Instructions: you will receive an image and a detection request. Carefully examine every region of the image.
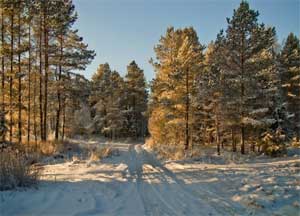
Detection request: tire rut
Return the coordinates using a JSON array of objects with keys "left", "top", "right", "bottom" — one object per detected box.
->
[{"left": 130, "top": 145, "right": 220, "bottom": 216}]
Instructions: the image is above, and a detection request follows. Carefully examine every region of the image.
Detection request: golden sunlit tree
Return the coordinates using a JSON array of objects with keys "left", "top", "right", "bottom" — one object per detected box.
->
[{"left": 149, "top": 27, "right": 204, "bottom": 155}]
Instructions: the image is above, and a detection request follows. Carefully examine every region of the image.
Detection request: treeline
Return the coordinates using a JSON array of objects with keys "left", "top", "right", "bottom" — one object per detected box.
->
[
  {"left": 0, "top": 0, "right": 95, "bottom": 145},
  {"left": 148, "top": 1, "right": 299, "bottom": 156},
  {"left": 0, "top": 0, "right": 298, "bottom": 157},
  {"left": 88, "top": 61, "right": 148, "bottom": 139}
]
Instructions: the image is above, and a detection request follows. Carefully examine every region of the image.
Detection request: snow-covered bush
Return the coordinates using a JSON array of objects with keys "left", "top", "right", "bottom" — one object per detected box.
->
[
  {"left": 21, "top": 140, "right": 80, "bottom": 158},
  {"left": 291, "top": 137, "right": 300, "bottom": 147},
  {"left": 39, "top": 140, "right": 65, "bottom": 156},
  {"left": 89, "top": 145, "right": 117, "bottom": 161},
  {"left": 146, "top": 138, "right": 185, "bottom": 160},
  {"left": 260, "top": 129, "right": 286, "bottom": 156},
  {"left": 0, "top": 148, "right": 40, "bottom": 191}
]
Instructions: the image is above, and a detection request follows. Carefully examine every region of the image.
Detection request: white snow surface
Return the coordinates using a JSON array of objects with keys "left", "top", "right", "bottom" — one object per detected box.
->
[{"left": 0, "top": 138, "right": 299, "bottom": 216}]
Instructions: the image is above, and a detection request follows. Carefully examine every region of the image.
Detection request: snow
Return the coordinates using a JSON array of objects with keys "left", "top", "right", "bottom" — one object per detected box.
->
[
  {"left": 242, "top": 117, "right": 276, "bottom": 127},
  {"left": 0, "top": 138, "right": 299, "bottom": 216},
  {"left": 242, "top": 117, "right": 262, "bottom": 126},
  {"left": 250, "top": 108, "right": 269, "bottom": 115}
]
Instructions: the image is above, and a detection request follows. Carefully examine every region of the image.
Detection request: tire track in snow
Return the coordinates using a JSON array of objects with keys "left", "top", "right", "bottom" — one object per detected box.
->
[
  {"left": 128, "top": 144, "right": 179, "bottom": 216},
  {"left": 173, "top": 170, "right": 242, "bottom": 216},
  {"left": 74, "top": 182, "right": 103, "bottom": 216},
  {"left": 158, "top": 162, "right": 242, "bottom": 216},
  {"left": 132, "top": 145, "right": 220, "bottom": 216},
  {"left": 144, "top": 163, "right": 222, "bottom": 216}
]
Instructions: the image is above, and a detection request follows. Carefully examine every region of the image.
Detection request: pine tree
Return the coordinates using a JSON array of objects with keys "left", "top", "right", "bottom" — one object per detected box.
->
[
  {"left": 0, "top": 0, "right": 94, "bottom": 144},
  {"left": 279, "top": 33, "right": 300, "bottom": 142},
  {"left": 90, "top": 63, "right": 112, "bottom": 135},
  {"left": 124, "top": 61, "right": 148, "bottom": 138},
  {"left": 52, "top": 1, "right": 79, "bottom": 140},
  {"left": 0, "top": 1, "right": 8, "bottom": 143},
  {"left": 8, "top": 1, "right": 15, "bottom": 143},
  {"left": 195, "top": 42, "right": 224, "bottom": 155},
  {"left": 26, "top": 1, "right": 32, "bottom": 143},
  {"left": 219, "top": 1, "right": 276, "bottom": 154},
  {"left": 16, "top": 1, "right": 28, "bottom": 144},
  {"left": 105, "top": 70, "right": 126, "bottom": 139},
  {"left": 149, "top": 27, "right": 204, "bottom": 153}
]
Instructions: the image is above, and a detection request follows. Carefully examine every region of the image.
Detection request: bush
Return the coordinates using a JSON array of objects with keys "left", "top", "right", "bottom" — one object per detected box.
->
[
  {"left": 260, "top": 129, "right": 286, "bottom": 157},
  {"left": 0, "top": 148, "right": 41, "bottom": 191},
  {"left": 38, "top": 139, "right": 85, "bottom": 156},
  {"left": 291, "top": 137, "right": 300, "bottom": 147},
  {"left": 89, "top": 146, "right": 116, "bottom": 161},
  {"left": 146, "top": 138, "right": 185, "bottom": 160},
  {"left": 19, "top": 140, "right": 62, "bottom": 156},
  {"left": 39, "top": 140, "right": 64, "bottom": 156}
]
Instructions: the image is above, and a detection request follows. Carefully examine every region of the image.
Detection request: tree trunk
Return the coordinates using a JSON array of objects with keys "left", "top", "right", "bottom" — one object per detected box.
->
[
  {"left": 231, "top": 128, "right": 236, "bottom": 152},
  {"left": 27, "top": 23, "right": 31, "bottom": 143},
  {"left": 258, "top": 145, "right": 261, "bottom": 153},
  {"left": 241, "top": 126, "right": 245, "bottom": 154},
  {"left": 133, "top": 95, "right": 137, "bottom": 139},
  {"left": 295, "top": 112, "right": 300, "bottom": 143},
  {"left": 251, "top": 142, "right": 255, "bottom": 152},
  {"left": 43, "top": 6, "right": 48, "bottom": 141},
  {"left": 185, "top": 67, "right": 189, "bottom": 151},
  {"left": 17, "top": 11, "right": 22, "bottom": 144},
  {"left": 33, "top": 50, "right": 37, "bottom": 146},
  {"left": 39, "top": 16, "right": 43, "bottom": 141},
  {"left": 62, "top": 98, "right": 66, "bottom": 140},
  {"left": 240, "top": 32, "right": 246, "bottom": 154},
  {"left": 55, "top": 36, "right": 63, "bottom": 140},
  {"left": 215, "top": 113, "right": 220, "bottom": 156},
  {"left": 1, "top": 10, "right": 6, "bottom": 142},
  {"left": 9, "top": 9, "right": 14, "bottom": 143}
]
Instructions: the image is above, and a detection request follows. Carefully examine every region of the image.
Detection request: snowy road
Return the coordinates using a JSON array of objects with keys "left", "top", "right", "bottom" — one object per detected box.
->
[
  {"left": 126, "top": 144, "right": 220, "bottom": 216},
  {"left": 1, "top": 141, "right": 299, "bottom": 216}
]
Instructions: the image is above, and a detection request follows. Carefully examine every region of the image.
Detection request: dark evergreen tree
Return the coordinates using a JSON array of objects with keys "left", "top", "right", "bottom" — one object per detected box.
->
[
  {"left": 279, "top": 33, "right": 300, "bottom": 142},
  {"left": 219, "top": 1, "right": 277, "bottom": 154},
  {"left": 124, "top": 61, "right": 148, "bottom": 138}
]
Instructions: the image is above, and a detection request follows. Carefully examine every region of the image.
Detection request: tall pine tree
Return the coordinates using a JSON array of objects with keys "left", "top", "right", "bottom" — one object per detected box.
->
[
  {"left": 149, "top": 27, "right": 204, "bottom": 154},
  {"left": 279, "top": 33, "right": 300, "bottom": 142},
  {"left": 219, "top": 1, "right": 276, "bottom": 154},
  {"left": 124, "top": 61, "right": 148, "bottom": 138}
]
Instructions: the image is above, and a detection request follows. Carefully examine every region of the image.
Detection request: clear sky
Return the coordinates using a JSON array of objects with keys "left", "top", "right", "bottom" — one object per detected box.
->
[{"left": 73, "top": 0, "right": 300, "bottom": 81}]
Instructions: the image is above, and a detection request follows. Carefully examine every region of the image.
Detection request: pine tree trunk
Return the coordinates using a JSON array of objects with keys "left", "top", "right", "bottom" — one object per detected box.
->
[
  {"left": 17, "top": 11, "right": 22, "bottom": 144},
  {"left": 251, "top": 142, "right": 255, "bottom": 152},
  {"left": 258, "top": 145, "right": 261, "bottom": 153},
  {"left": 1, "top": 10, "right": 5, "bottom": 142},
  {"left": 133, "top": 95, "right": 137, "bottom": 139},
  {"left": 240, "top": 35, "right": 246, "bottom": 155},
  {"left": 43, "top": 7, "right": 48, "bottom": 141},
  {"left": 39, "top": 16, "right": 43, "bottom": 141},
  {"left": 27, "top": 23, "right": 31, "bottom": 143},
  {"left": 231, "top": 128, "right": 236, "bottom": 152},
  {"left": 9, "top": 9, "right": 14, "bottom": 143},
  {"left": 185, "top": 67, "right": 189, "bottom": 151},
  {"left": 215, "top": 113, "right": 220, "bottom": 155},
  {"left": 241, "top": 126, "right": 245, "bottom": 154},
  {"left": 55, "top": 36, "right": 63, "bottom": 140},
  {"left": 295, "top": 112, "right": 300, "bottom": 142},
  {"left": 33, "top": 55, "right": 37, "bottom": 146},
  {"left": 62, "top": 98, "right": 66, "bottom": 140}
]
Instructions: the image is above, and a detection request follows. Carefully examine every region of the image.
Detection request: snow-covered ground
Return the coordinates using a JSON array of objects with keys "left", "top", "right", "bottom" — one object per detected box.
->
[{"left": 0, "top": 138, "right": 299, "bottom": 216}]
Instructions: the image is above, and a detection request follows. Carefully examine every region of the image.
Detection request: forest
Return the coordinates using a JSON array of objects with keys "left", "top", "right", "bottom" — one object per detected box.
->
[
  {"left": 0, "top": 1, "right": 299, "bottom": 216},
  {"left": 0, "top": 0, "right": 298, "bottom": 155}
]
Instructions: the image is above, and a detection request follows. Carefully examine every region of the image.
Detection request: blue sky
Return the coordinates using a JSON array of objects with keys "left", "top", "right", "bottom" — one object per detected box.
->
[{"left": 73, "top": 0, "right": 300, "bottom": 81}]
